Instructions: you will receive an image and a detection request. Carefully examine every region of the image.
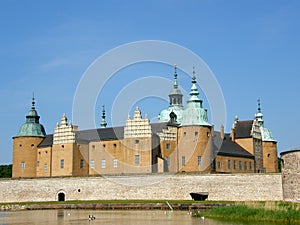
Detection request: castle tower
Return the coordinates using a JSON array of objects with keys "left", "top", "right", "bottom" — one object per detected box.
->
[
  {"left": 159, "top": 65, "right": 184, "bottom": 123},
  {"left": 255, "top": 100, "right": 278, "bottom": 172},
  {"left": 178, "top": 68, "right": 213, "bottom": 172},
  {"left": 12, "top": 96, "right": 46, "bottom": 178}
]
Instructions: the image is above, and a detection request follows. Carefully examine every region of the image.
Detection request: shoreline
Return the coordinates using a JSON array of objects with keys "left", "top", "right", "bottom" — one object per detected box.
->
[{"left": 0, "top": 201, "right": 229, "bottom": 211}]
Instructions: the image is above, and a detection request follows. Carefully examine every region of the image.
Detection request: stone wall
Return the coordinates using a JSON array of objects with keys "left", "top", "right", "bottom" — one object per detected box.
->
[
  {"left": 0, "top": 174, "right": 283, "bottom": 203},
  {"left": 281, "top": 149, "right": 300, "bottom": 202}
]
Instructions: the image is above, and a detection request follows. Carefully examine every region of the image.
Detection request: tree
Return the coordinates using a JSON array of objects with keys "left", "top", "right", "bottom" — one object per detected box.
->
[{"left": 0, "top": 164, "right": 12, "bottom": 178}]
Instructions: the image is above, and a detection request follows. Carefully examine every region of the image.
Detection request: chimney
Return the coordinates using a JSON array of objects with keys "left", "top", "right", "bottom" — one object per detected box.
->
[{"left": 220, "top": 125, "right": 224, "bottom": 140}]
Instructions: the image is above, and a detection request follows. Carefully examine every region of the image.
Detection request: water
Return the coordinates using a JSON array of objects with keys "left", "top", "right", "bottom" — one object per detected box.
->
[{"left": 0, "top": 210, "right": 280, "bottom": 225}]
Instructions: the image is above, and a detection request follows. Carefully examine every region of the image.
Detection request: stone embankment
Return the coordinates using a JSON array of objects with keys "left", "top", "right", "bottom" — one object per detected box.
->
[{"left": 0, "top": 203, "right": 228, "bottom": 211}]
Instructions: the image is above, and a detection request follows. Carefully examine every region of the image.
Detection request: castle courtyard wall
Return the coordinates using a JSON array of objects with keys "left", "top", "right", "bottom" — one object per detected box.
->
[{"left": 0, "top": 174, "right": 283, "bottom": 203}]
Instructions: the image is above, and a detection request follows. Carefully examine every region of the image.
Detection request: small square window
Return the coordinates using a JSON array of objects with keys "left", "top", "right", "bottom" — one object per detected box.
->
[
  {"left": 183, "top": 132, "right": 186, "bottom": 136},
  {"left": 217, "top": 161, "right": 221, "bottom": 169},
  {"left": 195, "top": 131, "right": 198, "bottom": 136},
  {"left": 166, "top": 143, "right": 170, "bottom": 149},
  {"left": 135, "top": 140, "right": 139, "bottom": 144},
  {"left": 80, "top": 159, "right": 84, "bottom": 169}
]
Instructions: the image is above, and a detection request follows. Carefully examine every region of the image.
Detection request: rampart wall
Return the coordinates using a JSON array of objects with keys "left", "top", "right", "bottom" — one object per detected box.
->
[{"left": 0, "top": 174, "right": 283, "bottom": 203}]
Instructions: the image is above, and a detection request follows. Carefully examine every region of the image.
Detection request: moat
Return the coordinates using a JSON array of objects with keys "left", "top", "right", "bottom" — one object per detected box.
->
[{"left": 0, "top": 209, "right": 282, "bottom": 225}]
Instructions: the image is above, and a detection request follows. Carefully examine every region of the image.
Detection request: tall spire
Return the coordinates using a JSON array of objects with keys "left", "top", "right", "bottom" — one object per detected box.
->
[
  {"left": 31, "top": 92, "right": 35, "bottom": 110},
  {"left": 188, "top": 67, "right": 201, "bottom": 104},
  {"left": 168, "top": 64, "right": 183, "bottom": 107},
  {"left": 173, "top": 64, "right": 178, "bottom": 88},
  {"left": 100, "top": 105, "right": 107, "bottom": 128},
  {"left": 255, "top": 98, "right": 264, "bottom": 126}
]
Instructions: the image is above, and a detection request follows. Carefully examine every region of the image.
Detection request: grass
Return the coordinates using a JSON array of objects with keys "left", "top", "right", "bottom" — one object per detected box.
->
[{"left": 198, "top": 201, "right": 300, "bottom": 224}]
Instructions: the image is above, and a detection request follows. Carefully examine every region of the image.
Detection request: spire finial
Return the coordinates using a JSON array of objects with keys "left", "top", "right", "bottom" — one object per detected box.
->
[
  {"left": 173, "top": 64, "right": 178, "bottom": 87},
  {"left": 192, "top": 66, "right": 196, "bottom": 83},
  {"left": 100, "top": 105, "right": 107, "bottom": 128},
  {"left": 31, "top": 92, "right": 35, "bottom": 109},
  {"left": 257, "top": 98, "right": 261, "bottom": 113}
]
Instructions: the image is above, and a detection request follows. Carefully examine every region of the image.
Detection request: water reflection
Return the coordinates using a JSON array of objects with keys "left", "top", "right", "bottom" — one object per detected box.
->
[{"left": 0, "top": 210, "right": 280, "bottom": 225}]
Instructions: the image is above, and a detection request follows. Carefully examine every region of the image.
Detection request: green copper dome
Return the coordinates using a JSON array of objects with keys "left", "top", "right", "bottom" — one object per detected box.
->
[
  {"left": 181, "top": 73, "right": 211, "bottom": 127},
  {"left": 16, "top": 97, "right": 46, "bottom": 137}
]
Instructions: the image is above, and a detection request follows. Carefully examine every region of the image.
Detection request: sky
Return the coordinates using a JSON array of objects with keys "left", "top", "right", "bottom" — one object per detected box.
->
[{"left": 0, "top": 0, "right": 300, "bottom": 164}]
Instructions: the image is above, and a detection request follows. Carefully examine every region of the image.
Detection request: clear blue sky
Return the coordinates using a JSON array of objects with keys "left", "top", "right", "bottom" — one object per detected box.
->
[{"left": 1, "top": 0, "right": 299, "bottom": 164}]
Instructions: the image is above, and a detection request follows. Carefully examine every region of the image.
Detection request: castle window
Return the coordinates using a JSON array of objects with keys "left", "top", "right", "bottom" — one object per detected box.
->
[
  {"left": 113, "top": 143, "right": 117, "bottom": 147},
  {"left": 135, "top": 155, "right": 140, "bottom": 165},
  {"left": 37, "top": 161, "right": 40, "bottom": 168},
  {"left": 44, "top": 163, "right": 48, "bottom": 172},
  {"left": 267, "top": 153, "right": 270, "bottom": 158},
  {"left": 103, "top": 144, "right": 106, "bottom": 148},
  {"left": 92, "top": 145, "right": 95, "bottom": 149},
  {"left": 217, "top": 161, "right": 221, "bottom": 169},
  {"left": 113, "top": 159, "right": 118, "bottom": 168},
  {"left": 19, "top": 144, "right": 22, "bottom": 147},
  {"left": 90, "top": 160, "right": 95, "bottom": 169},
  {"left": 183, "top": 132, "right": 186, "bottom": 136},
  {"left": 195, "top": 131, "right": 198, "bottom": 136},
  {"left": 239, "top": 161, "right": 242, "bottom": 170},
  {"left": 135, "top": 140, "right": 139, "bottom": 144},
  {"left": 60, "top": 159, "right": 64, "bottom": 169},
  {"left": 233, "top": 160, "right": 236, "bottom": 170},
  {"left": 166, "top": 157, "right": 170, "bottom": 167},
  {"left": 182, "top": 156, "right": 186, "bottom": 166},
  {"left": 80, "top": 159, "right": 84, "bottom": 169},
  {"left": 244, "top": 162, "right": 247, "bottom": 170},
  {"left": 61, "top": 145, "right": 64, "bottom": 148},
  {"left": 20, "top": 162, "right": 25, "bottom": 170},
  {"left": 228, "top": 160, "right": 231, "bottom": 169},
  {"left": 249, "top": 162, "right": 253, "bottom": 171},
  {"left": 198, "top": 156, "right": 202, "bottom": 166},
  {"left": 102, "top": 159, "right": 106, "bottom": 168},
  {"left": 166, "top": 143, "right": 170, "bottom": 149}
]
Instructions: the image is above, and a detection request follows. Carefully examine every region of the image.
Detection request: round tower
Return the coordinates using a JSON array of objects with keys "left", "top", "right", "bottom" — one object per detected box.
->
[
  {"left": 12, "top": 96, "right": 46, "bottom": 178},
  {"left": 178, "top": 68, "right": 212, "bottom": 172}
]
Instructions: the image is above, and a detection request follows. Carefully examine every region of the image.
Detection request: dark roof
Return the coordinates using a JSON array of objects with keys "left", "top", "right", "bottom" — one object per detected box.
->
[
  {"left": 235, "top": 120, "right": 253, "bottom": 138},
  {"left": 76, "top": 126, "right": 124, "bottom": 144},
  {"left": 37, "top": 123, "right": 169, "bottom": 146},
  {"left": 213, "top": 132, "right": 254, "bottom": 159},
  {"left": 38, "top": 134, "right": 53, "bottom": 148}
]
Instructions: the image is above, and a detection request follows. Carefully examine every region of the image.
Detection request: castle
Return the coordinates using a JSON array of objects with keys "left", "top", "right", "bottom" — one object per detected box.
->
[{"left": 12, "top": 67, "right": 278, "bottom": 178}]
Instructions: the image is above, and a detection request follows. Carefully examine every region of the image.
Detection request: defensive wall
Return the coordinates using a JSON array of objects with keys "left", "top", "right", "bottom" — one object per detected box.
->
[{"left": 0, "top": 174, "right": 283, "bottom": 203}]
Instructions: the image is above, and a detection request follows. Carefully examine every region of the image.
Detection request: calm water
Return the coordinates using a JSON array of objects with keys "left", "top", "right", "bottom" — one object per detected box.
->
[{"left": 0, "top": 210, "right": 279, "bottom": 225}]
